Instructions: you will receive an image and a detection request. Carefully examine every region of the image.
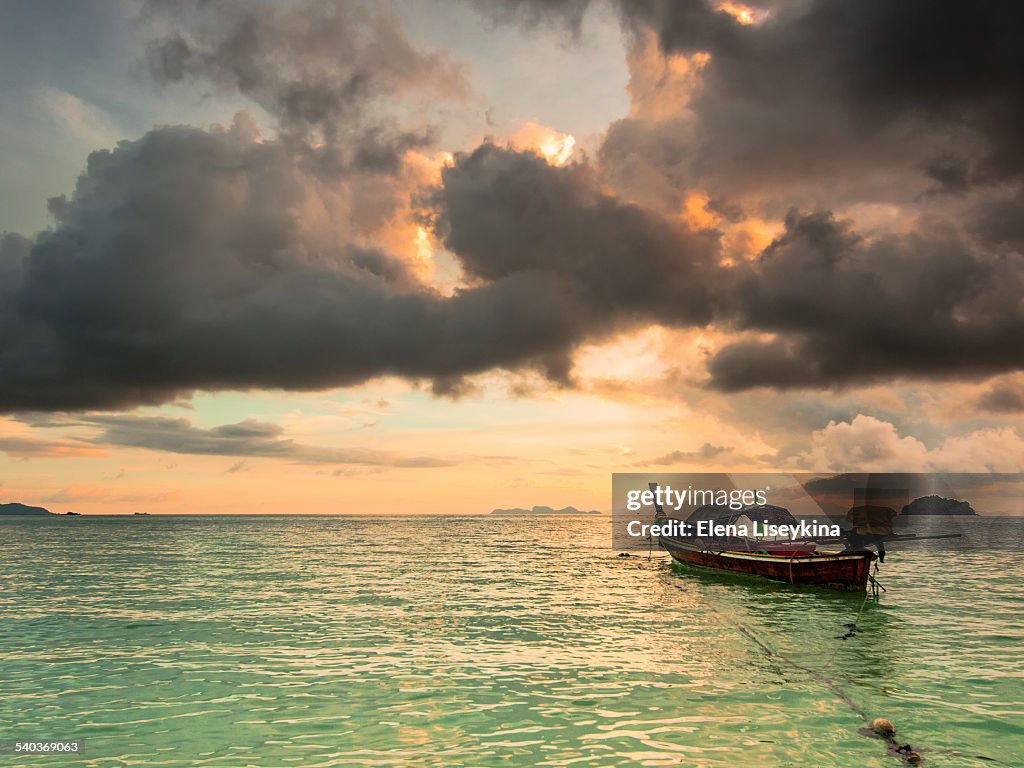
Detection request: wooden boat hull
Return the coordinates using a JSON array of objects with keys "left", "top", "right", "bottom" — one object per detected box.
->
[{"left": 660, "top": 536, "right": 876, "bottom": 591}]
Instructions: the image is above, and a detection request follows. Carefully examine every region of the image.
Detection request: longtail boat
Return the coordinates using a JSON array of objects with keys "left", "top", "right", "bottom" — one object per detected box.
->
[
  {"left": 658, "top": 534, "right": 877, "bottom": 591},
  {"left": 650, "top": 490, "right": 878, "bottom": 591}
]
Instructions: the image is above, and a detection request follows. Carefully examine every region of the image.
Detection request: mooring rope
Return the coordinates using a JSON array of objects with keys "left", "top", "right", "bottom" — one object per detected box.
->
[
  {"left": 661, "top": 574, "right": 929, "bottom": 763},
  {"left": 821, "top": 587, "right": 872, "bottom": 668},
  {"left": 614, "top": 557, "right": 1007, "bottom": 765},
  {"left": 716, "top": 604, "right": 1004, "bottom": 766},
  {"left": 617, "top": 553, "right": 1004, "bottom": 766}
]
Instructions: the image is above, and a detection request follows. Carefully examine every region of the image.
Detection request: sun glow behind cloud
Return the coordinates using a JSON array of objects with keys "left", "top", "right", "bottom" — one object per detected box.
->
[
  {"left": 679, "top": 191, "right": 783, "bottom": 265},
  {"left": 509, "top": 122, "right": 577, "bottom": 166},
  {"left": 716, "top": 2, "right": 763, "bottom": 25}
]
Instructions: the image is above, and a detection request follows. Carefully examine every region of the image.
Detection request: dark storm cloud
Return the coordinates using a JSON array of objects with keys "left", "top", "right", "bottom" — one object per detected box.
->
[
  {"left": 2, "top": 130, "right": 1023, "bottom": 410},
  {"left": 145, "top": 0, "right": 465, "bottom": 166},
  {"left": 467, "top": 0, "right": 1024, "bottom": 224},
  {"left": 968, "top": 190, "right": 1024, "bottom": 248},
  {"left": 434, "top": 144, "right": 718, "bottom": 318},
  {"left": 601, "top": 0, "right": 1024, "bottom": 200},
  {"left": 706, "top": 211, "right": 1024, "bottom": 390},
  {"left": 0, "top": 131, "right": 718, "bottom": 411},
  {"left": 0, "top": 120, "right": 439, "bottom": 411},
  {"left": 3, "top": 0, "right": 1024, "bottom": 410},
  {"left": 977, "top": 379, "right": 1024, "bottom": 413},
  {"left": 476, "top": 0, "right": 1024, "bottom": 392}
]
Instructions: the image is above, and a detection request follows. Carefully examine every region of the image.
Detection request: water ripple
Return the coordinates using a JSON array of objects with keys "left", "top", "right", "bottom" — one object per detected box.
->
[{"left": 1, "top": 515, "right": 1021, "bottom": 766}]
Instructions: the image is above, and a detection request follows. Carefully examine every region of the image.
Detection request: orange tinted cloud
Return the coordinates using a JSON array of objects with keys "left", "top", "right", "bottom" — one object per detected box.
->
[
  {"left": 626, "top": 31, "right": 709, "bottom": 122},
  {"left": 0, "top": 434, "right": 104, "bottom": 456},
  {"left": 679, "top": 190, "right": 782, "bottom": 263}
]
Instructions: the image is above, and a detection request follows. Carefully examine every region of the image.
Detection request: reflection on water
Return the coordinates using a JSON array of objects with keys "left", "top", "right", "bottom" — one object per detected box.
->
[{"left": 0, "top": 515, "right": 1022, "bottom": 767}]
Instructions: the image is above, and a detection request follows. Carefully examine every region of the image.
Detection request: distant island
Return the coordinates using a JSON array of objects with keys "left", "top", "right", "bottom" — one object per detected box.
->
[
  {"left": 1, "top": 502, "right": 82, "bottom": 516},
  {"left": 0, "top": 502, "right": 52, "bottom": 515},
  {"left": 491, "top": 505, "right": 601, "bottom": 516},
  {"left": 902, "top": 495, "right": 978, "bottom": 516}
]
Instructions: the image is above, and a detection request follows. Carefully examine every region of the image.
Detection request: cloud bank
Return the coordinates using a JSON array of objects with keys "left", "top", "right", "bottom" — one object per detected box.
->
[
  {"left": 5, "top": 412, "right": 451, "bottom": 467},
  {"left": 1, "top": 0, "right": 1022, "bottom": 412}
]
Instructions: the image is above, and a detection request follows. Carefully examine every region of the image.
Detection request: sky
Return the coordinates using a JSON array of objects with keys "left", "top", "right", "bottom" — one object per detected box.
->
[{"left": 1, "top": 0, "right": 1024, "bottom": 515}]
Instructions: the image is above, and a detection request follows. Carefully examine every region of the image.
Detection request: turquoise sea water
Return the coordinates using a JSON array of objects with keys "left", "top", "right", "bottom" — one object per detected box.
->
[{"left": 1, "top": 515, "right": 1022, "bottom": 767}]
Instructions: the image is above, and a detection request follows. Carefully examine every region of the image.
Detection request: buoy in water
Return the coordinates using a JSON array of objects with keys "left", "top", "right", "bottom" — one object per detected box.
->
[{"left": 872, "top": 718, "right": 896, "bottom": 737}]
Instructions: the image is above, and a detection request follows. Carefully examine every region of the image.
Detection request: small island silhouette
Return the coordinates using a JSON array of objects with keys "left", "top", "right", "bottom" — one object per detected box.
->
[
  {"left": 901, "top": 495, "right": 978, "bottom": 516},
  {"left": 1, "top": 502, "right": 82, "bottom": 516},
  {"left": 491, "top": 505, "right": 601, "bottom": 516},
  {"left": 0, "top": 502, "right": 53, "bottom": 516}
]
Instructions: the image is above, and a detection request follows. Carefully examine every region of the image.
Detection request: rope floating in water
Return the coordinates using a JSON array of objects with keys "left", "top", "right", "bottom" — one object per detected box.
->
[
  {"left": 616, "top": 554, "right": 1005, "bottom": 765},
  {"left": 676, "top": 577, "right": 924, "bottom": 764}
]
